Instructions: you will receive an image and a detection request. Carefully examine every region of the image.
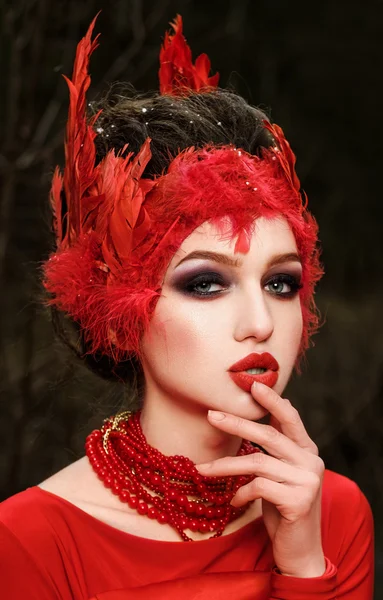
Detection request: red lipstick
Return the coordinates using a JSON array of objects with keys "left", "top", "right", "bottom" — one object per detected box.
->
[{"left": 228, "top": 352, "right": 279, "bottom": 392}]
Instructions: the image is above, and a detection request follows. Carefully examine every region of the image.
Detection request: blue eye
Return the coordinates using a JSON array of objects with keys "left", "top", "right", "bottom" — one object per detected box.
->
[
  {"left": 265, "top": 274, "right": 302, "bottom": 298},
  {"left": 183, "top": 273, "right": 227, "bottom": 297}
]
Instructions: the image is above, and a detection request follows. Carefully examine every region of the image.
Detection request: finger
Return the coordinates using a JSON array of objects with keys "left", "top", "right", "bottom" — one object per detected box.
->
[
  {"left": 231, "top": 472, "right": 321, "bottom": 513},
  {"left": 196, "top": 450, "right": 308, "bottom": 485},
  {"left": 207, "top": 410, "right": 304, "bottom": 464},
  {"left": 251, "top": 382, "right": 318, "bottom": 454},
  {"left": 231, "top": 477, "right": 286, "bottom": 507}
]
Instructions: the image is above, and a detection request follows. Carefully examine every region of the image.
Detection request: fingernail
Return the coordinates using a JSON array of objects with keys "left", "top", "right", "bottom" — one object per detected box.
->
[
  {"left": 208, "top": 410, "right": 226, "bottom": 421},
  {"left": 195, "top": 462, "right": 212, "bottom": 471}
]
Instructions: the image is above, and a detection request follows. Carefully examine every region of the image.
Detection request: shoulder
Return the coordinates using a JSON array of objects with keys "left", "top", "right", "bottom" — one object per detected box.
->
[
  {"left": 0, "top": 456, "right": 108, "bottom": 547},
  {"left": 321, "top": 468, "right": 372, "bottom": 519},
  {"left": 320, "top": 469, "right": 374, "bottom": 561},
  {"left": 0, "top": 486, "right": 71, "bottom": 553},
  {"left": 0, "top": 487, "right": 79, "bottom": 599},
  {"left": 1, "top": 486, "right": 51, "bottom": 528}
]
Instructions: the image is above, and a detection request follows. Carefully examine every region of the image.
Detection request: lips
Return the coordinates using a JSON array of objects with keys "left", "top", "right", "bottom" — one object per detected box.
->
[{"left": 228, "top": 352, "right": 279, "bottom": 392}]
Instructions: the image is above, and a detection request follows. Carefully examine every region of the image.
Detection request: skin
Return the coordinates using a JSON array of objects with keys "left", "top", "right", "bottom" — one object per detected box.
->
[{"left": 139, "top": 215, "right": 326, "bottom": 577}]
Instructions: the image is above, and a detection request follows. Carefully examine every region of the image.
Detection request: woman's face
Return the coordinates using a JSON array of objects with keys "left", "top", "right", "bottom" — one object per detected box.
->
[{"left": 140, "top": 216, "right": 303, "bottom": 421}]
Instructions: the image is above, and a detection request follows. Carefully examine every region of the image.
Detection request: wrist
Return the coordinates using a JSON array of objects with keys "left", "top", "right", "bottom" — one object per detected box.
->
[{"left": 275, "top": 555, "right": 327, "bottom": 578}]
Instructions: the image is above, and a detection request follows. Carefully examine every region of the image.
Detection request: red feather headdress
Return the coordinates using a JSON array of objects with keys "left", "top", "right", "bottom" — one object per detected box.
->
[{"left": 44, "top": 15, "right": 321, "bottom": 365}]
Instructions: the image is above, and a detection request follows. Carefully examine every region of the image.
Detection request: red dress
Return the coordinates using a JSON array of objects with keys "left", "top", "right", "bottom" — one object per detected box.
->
[{"left": 0, "top": 469, "right": 373, "bottom": 599}]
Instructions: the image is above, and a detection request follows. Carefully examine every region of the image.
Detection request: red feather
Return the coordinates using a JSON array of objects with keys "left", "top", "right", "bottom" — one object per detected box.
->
[
  {"left": 49, "top": 15, "right": 155, "bottom": 277},
  {"left": 263, "top": 121, "right": 301, "bottom": 193},
  {"left": 96, "top": 139, "right": 155, "bottom": 275},
  {"left": 159, "top": 15, "right": 219, "bottom": 96},
  {"left": 60, "top": 15, "right": 100, "bottom": 249},
  {"left": 50, "top": 167, "right": 64, "bottom": 242}
]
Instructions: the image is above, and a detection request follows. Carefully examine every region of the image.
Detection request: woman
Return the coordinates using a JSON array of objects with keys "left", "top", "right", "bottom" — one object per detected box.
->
[{"left": 0, "top": 15, "right": 374, "bottom": 599}]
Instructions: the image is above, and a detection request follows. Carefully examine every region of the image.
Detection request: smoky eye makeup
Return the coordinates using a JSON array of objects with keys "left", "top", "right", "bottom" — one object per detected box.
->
[
  {"left": 264, "top": 264, "right": 302, "bottom": 283},
  {"left": 169, "top": 260, "right": 303, "bottom": 299},
  {"left": 171, "top": 268, "right": 229, "bottom": 297},
  {"left": 262, "top": 265, "right": 303, "bottom": 298},
  {"left": 264, "top": 273, "right": 303, "bottom": 298}
]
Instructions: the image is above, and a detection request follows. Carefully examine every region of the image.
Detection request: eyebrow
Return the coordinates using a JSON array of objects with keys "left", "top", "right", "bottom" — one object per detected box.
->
[{"left": 175, "top": 250, "right": 302, "bottom": 270}]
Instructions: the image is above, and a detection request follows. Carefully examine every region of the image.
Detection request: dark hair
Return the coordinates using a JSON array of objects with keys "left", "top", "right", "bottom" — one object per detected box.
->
[{"left": 51, "top": 87, "right": 274, "bottom": 398}]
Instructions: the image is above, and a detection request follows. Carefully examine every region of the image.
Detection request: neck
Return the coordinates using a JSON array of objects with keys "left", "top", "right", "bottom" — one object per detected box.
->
[{"left": 140, "top": 390, "right": 242, "bottom": 465}]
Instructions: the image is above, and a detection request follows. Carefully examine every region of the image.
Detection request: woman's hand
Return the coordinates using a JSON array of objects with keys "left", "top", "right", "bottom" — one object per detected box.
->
[{"left": 196, "top": 381, "right": 326, "bottom": 578}]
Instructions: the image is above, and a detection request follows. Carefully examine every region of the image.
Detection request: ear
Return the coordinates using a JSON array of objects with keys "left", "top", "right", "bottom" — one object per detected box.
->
[{"left": 108, "top": 327, "right": 132, "bottom": 352}]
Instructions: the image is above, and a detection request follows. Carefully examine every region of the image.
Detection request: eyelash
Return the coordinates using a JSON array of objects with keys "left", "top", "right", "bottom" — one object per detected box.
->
[{"left": 182, "top": 272, "right": 302, "bottom": 299}]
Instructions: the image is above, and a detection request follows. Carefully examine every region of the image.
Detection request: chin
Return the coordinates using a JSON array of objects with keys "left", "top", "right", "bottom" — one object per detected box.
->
[{"left": 215, "top": 391, "right": 269, "bottom": 421}]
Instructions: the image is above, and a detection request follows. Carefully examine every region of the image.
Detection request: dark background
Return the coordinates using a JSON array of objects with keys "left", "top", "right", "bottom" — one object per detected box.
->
[{"left": 1, "top": 0, "right": 382, "bottom": 594}]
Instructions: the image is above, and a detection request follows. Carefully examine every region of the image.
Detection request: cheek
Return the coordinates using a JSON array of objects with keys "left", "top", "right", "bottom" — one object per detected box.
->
[
  {"left": 275, "top": 299, "right": 303, "bottom": 356},
  {"left": 272, "top": 301, "right": 303, "bottom": 395},
  {"left": 141, "top": 296, "right": 215, "bottom": 368},
  {"left": 291, "top": 302, "right": 303, "bottom": 342}
]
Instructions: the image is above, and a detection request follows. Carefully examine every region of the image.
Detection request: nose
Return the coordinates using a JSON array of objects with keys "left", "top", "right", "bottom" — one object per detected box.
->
[{"left": 233, "top": 286, "right": 274, "bottom": 343}]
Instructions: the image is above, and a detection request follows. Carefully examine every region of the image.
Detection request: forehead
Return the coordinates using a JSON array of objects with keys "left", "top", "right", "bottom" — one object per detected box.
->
[{"left": 170, "top": 216, "right": 298, "bottom": 266}]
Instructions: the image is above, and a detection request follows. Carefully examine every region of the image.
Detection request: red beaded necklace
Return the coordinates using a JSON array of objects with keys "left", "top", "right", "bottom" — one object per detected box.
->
[{"left": 85, "top": 411, "right": 261, "bottom": 541}]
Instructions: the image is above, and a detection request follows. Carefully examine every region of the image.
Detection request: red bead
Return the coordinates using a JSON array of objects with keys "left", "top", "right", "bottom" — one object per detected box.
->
[
  {"left": 111, "top": 482, "right": 122, "bottom": 495},
  {"left": 209, "top": 520, "right": 220, "bottom": 531},
  {"left": 148, "top": 507, "right": 158, "bottom": 519},
  {"left": 189, "top": 519, "right": 199, "bottom": 532},
  {"left": 177, "top": 494, "right": 188, "bottom": 507},
  {"left": 104, "top": 476, "right": 113, "bottom": 488},
  {"left": 120, "top": 490, "right": 130, "bottom": 502},
  {"left": 143, "top": 469, "right": 151, "bottom": 481},
  {"left": 195, "top": 504, "right": 206, "bottom": 516},
  {"left": 137, "top": 501, "right": 148, "bottom": 515},
  {"left": 158, "top": 513, "right": 169, "bottom": 524},
  {"left": 205, "top": 507, "right": 215, "bottom": 519},
  {"left": 198, "top": 521, "right": 210, "bottom": 533},
  {"left": 128, "top": 496, "right": 138, "bottom": 508},
  {"left": 216, "top": 495, "right": 226, "bottom": 505},
  {"left": 185, "top": 501, "right": 195, "bottom": 514}
]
